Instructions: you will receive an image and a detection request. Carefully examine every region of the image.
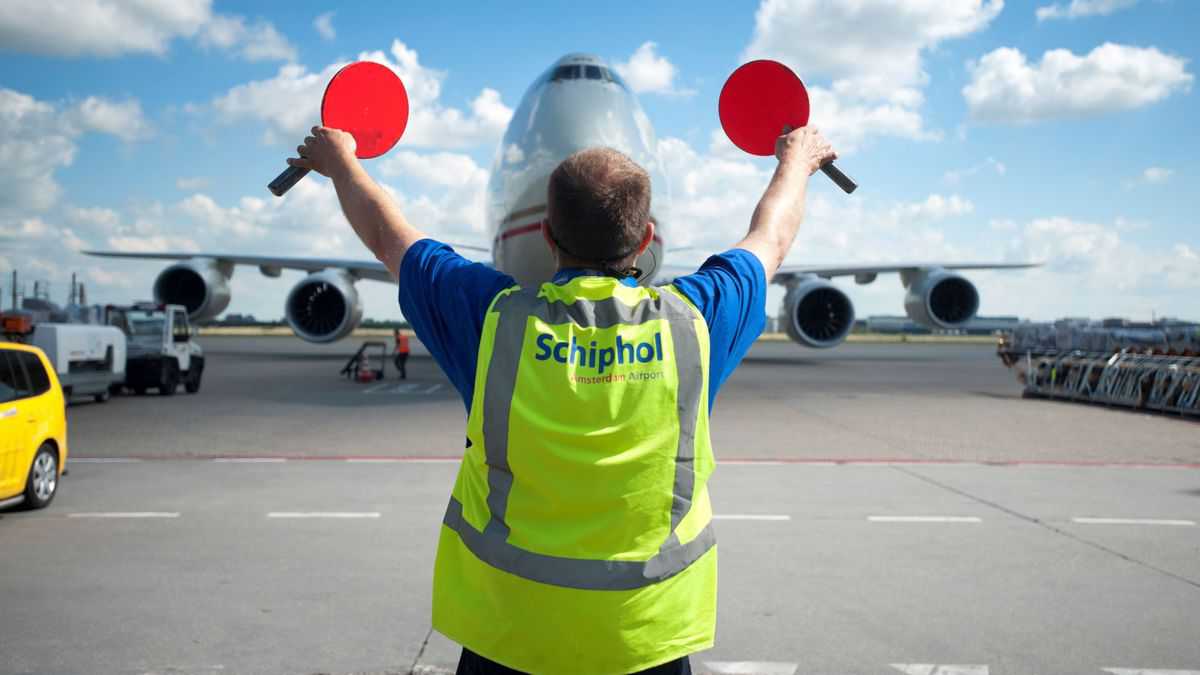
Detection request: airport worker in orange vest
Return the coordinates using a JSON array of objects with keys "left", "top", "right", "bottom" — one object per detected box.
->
[{"left": 394, "top": 328, "right": 410, "bottom": 379}]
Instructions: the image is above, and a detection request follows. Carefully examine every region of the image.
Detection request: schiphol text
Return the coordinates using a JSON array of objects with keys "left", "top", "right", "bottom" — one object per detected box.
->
[{"left": 533, "top": 332, "right": 665, "bottom": 375}]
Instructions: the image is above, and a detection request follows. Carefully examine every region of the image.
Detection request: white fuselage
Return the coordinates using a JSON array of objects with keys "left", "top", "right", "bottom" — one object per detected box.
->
[{"left": 485, "top": 53, "right": 668, "bottom": 287}]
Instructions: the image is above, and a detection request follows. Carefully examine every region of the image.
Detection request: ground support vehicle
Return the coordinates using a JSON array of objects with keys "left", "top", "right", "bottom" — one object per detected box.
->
[
  {"left": 105, "top": 304, "right": 204, "bottom": 396},
  {"left": 0, "top": 342, "right": 67, "bottom": 510},
  {"left": 998, "top": 320, "right": 1200, "bottom": 417},
  {"left": 27, "top": 323, "right": 125, "bottom": 403}
]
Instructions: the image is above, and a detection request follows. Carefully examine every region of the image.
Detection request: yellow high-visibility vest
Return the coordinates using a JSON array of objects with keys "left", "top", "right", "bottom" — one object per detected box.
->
[{"left": 432, "top": 275, "right": 717, "bottom": 675}]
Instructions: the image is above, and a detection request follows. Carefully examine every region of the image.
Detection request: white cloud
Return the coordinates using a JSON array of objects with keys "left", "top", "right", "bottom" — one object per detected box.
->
[
  {"left": 0, "top": 0, "right": 209, "bottom": 57},
  {"left": 210, "top": 40, "right": 513, "bottom": 150},
  {"left": 891, "top": 194, "right": 975, "bottom": 221},
  {"left": 964, "top": 43, "right": 1193, "bottom": 123},
  {"left": 176, "top": 177, "right": 210, "bottom": 191},
  {"left": 1141, "top": 166, "right": 1172, "bottom": 183},
  {"left": 313, "top": 12, "right": 335, "bottom": 41},
  {"left": 944, "top": 157, "right": 1006, "bottom": 184},
  {"left": 740, "top": 0, "right": 1001, "bottom": 149},
  {"left": 743, "top": 0, "right": 1003, "bottom": 95},
  {"left": 64, "top": 97, "right": 153, "bottom": 141},
  {"left": 379, "top": 151, "right": 487, "bottom": 189},
  {"left": 66, "top": 206, "right": 120, "bottom": 231},
  {"left": 0, "top": 88, "right": 151, "bottom": 217},
  {"left": 197, "top": 14, "right": 296, "bottom": 62},
  {"left": 0, "top": 89, "right": 76, "bottom": 214},
  {"left": 614, "top": 42, "right": 694, "bottom": 96},
  {"left": 806, "top": 85, "right": 940, "bottom": 152},
  {"left": 1036, "top": 0, "right": 1139, "bottom": 21},
  {"left": 0, "top": 0, "right": 294, "bottom": 62}
]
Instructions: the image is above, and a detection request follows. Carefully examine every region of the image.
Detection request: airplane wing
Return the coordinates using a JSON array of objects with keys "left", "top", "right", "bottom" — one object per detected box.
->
[
  {"left": 773, "top": 262, "right": 1041, "bottom": 284},
  {"left": 84, "top": 251, "right": 396, "bottom": 282},
  {"left": 656, "top": 260, "right": 1040, "bottom": 285}
]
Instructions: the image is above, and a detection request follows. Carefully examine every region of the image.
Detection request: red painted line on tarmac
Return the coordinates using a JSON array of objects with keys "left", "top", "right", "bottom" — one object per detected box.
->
[{"left": 69, "top": 455, "right": 1200, "bottom": 469}]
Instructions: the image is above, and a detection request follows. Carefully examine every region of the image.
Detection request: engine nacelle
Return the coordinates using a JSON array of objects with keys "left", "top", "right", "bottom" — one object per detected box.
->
[
  {"left": 782, "top": 277, "right": 856, "bottom": 349},
  {"left": 285, "top": 270, "right": 363, "bottom": 343},
  {"left": 903, "top": 267, "right": 979, "bottom": 329},
  {"left": 153, "top": 258, "right": 231, "bottom": 322}
]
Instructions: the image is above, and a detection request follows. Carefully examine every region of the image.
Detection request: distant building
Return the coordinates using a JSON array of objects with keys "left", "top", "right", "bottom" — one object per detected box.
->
[{"left": 865, "top": 315, "right": 1021, "bottom": 335}]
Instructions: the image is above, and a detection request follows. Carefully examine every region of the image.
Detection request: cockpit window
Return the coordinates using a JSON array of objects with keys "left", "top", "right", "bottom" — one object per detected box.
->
[
  {"left": 552, "top": 65, "right": 581, "bottom": 81},
  {"left": 603, "top": 67, "right": 629, "bottom": 90},
  {"left": 544, "top": 63, "right": 629, "bottom": 90}
]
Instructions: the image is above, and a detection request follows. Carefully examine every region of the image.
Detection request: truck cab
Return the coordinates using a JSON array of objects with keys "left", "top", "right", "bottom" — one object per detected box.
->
[{"left": 106, "top": 303, "right": 204, "bottom": 396}]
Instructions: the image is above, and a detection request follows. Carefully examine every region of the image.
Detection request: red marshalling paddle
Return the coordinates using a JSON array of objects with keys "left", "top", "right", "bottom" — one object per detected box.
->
[
  {"left": 268, "top": 60, "right": 410, "bottom": 197},
  {"left": 719, "top": 59, "right": 857, "bottom": 194}
]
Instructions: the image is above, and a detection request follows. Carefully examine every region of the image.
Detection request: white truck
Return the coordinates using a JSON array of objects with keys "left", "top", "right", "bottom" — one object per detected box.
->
[
  {"left": 105, "top": 303, "right": 204, "bottom": 396},
  {"left": 27, "top": 323, "right": 127, "bottom": 403}
]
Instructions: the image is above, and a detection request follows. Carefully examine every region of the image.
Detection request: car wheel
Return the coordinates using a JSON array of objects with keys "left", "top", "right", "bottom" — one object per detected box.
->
[
  {"left": 23, "top": 444, "right": 59, "bottom": 510},
  {"left": 184, "top": 358, "right": 204, "bottom": 394},
  {"left": 159, "top": 361, "right": 179, "bottom": 396},
  {"left": 94, "top": 389, "right": 111, "bottom": 403}
]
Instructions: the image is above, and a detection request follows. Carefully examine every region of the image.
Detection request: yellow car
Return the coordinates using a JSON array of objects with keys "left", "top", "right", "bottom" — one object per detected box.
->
[{"left": 1, "top": 342, "right": 68, "bottom": 510}]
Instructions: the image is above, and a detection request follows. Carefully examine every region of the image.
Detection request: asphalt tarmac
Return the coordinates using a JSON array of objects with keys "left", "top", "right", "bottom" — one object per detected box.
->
[{"left": 2, "top": 336, "right": 1198, "bottom": 675}]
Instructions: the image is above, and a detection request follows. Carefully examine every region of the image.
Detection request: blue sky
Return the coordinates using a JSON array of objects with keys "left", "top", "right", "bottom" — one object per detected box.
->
[{"left": 1, "top": 0, "right": 1196, "bottom": 322}]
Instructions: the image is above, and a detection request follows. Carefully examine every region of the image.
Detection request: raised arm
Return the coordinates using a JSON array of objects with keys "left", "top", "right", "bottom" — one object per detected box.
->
[
  {"left": 734, "top": 127, "right": 836, "bottom": 282},
  {"left": 287, "top": 126, "right": 426, "bottom": 280}
]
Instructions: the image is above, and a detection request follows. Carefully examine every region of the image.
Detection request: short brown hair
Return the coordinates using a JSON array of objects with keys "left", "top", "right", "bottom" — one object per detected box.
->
[{"left": 546, "top": 147, "right": 650, "bottom": 265}]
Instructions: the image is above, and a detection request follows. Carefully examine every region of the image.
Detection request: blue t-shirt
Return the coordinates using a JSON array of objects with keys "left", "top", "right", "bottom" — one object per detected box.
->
[{"left": 398, "top": 239, "right": 766, "bottom": 411}]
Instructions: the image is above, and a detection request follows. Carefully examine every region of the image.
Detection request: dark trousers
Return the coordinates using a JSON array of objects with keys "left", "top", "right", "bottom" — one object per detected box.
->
[
  {"left": 394, "top": 352, "right": 408, "bottom": 379},
  {"left": 456, "top": 647, "right": 692, "bottom": 675}
]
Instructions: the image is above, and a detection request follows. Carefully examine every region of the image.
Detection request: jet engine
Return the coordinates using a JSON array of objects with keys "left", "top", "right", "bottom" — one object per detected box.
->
[
  {"left": 903, "top": 267, "right": 979, "bottom": 329},
  {"left": 782, "top": 277, "right": 856, "bottom": 349},
  {"left": 153, "top": 258, "right": 231, "bottom": 322},
  {"left": 285, "top": 270, "right": 363, "bottom": 343}
]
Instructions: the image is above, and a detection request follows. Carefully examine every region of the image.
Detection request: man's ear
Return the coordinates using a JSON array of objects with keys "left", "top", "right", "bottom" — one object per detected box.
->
[
  {"left": 540, "top": 220, "right": 559, "bottom": 260},
  {"left": 636, "top": 220, "right": 655, "bottom": 256}
]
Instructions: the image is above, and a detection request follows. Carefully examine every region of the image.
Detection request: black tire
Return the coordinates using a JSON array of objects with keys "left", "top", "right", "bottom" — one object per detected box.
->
[
  {"left": 22, "top": 444, "right": 59, "bottom": 510},
  {"left": 94, "top": 389, "right": 111, "bottom": 403},
  {"left": 159, "top": 361, "right": 179, "bottom": 396},
  {"left": 184, "top": 358, "right": 204, "bottom": 394}
]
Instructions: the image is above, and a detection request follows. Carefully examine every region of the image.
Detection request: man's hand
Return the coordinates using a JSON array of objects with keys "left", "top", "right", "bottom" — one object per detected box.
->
[
  {"left": 287, "top": 126, "right": 358, "bottom": 180},
  {"left": 736, "top": 126, "right": 839, "bottom": 281},
  {"left": 775, "top": 126, "right": 836, "bottom": 176}
]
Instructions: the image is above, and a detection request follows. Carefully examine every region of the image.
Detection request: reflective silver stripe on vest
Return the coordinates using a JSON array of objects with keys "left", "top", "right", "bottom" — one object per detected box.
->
[{"left": 442, "top": 285, "right": 714, "bottom": 591}]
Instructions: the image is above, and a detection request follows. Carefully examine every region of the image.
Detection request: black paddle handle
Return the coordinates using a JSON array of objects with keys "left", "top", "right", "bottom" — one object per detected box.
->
[
  {"left": 820, "top": 161, "right": 857, "bottom": 194},
  {"left": 268, "top": 165, "right": 310, "bottom": 197}
]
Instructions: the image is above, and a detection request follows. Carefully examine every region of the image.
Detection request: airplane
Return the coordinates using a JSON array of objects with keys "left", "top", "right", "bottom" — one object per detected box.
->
[{"left": 86, "top": 53, "right": 1036, "bottom": 350}]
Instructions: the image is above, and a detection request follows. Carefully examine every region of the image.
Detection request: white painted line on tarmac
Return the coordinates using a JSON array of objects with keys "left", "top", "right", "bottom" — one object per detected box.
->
[
  {"left": 68, "top": 512, "right": 180, "bottom": 518},
  {"left": 361, "top": 382, "right": 392, "bottom": 394},
  {"left": 891, "top": 665, "right": 989, "bottom": 675},
  {"left": 411, "top": 666, "right": 456, "bottom": 675},
  {"left": 703, "top": 661, "right": 797, "bottom": 675},
  {"left": 213, "top": 458, "right": 286, "bottom": 463},
  {"left": 713, "top": 514, "right": 792, "bottom": 521},
  {"left": 869, "top": 516, "right": 982, "bottom": 523},
  {"left": 267, "top": 512, "right": 381, "bottom": 519},
  {"left": 1104, "top": 669, "right": 1200, "bottom": 675},
  {"left": 345, "top": 458, "right": 407, "bottom": 463},
  {"left": 1074, "top": 518, "right": 1196, "bottom": 526},
  {"left": 69, "top": 457, "right": 143, "bottom": 463}
]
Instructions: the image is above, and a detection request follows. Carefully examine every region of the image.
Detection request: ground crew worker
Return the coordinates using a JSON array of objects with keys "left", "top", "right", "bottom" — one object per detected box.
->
[
  {"left": 394, "top": 328, "right": 410, "bottom": 379},
  {"left": 289, "top": 124, "right": 835, "bottom": 675}
]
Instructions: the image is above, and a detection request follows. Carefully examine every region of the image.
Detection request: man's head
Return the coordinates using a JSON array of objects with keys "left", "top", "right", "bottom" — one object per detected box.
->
[{"left": 544, "top": 147, "right": 654, "bottom": 275}]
